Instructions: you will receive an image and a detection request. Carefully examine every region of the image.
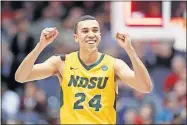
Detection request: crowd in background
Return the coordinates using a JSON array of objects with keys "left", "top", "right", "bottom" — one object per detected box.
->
[{"left": 1, "top": 1, "right": 186, "bottom": 124}]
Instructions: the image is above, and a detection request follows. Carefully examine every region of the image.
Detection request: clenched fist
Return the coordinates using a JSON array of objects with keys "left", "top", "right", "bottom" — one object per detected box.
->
[
  {"left": 39, "top": 27, "right": 59, "bottom": 48},
  {"left": 116, "top": 32, "right": 132, "bottom": 51}
]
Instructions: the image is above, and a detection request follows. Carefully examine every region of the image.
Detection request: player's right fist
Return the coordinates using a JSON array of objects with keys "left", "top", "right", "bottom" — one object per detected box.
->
[{"left": 39, "top": 27, "right": 59, "bottom": 47}]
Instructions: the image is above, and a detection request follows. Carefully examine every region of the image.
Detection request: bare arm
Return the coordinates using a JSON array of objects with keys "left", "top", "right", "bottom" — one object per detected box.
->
[
  {"left": 114, "top": 32, "right": 152, "bottom": 93},
  {"left": 15, "top": 27, "right": 60, "bottom": 83}
]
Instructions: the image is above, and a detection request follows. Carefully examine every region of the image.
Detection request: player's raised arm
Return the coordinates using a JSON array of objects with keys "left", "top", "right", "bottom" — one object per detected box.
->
[
  {"left": 114, "top": 32, "right": 153, "bottom": 93},
  {"left": 15, "top": 27, "right": 61, "bottom": 83}
]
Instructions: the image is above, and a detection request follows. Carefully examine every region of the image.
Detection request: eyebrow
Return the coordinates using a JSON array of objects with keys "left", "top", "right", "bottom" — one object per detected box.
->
[
  {"left": 92, "top": 27, "right": 99, "bottom": 29},
  {"left": 81, "top": 28, "right": 88, "bottom": 30},
  {"left": 81, "top": 27, "right": 99, "bottom": 30}
]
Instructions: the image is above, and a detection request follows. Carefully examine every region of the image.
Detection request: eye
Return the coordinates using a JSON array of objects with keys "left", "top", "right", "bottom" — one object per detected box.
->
[
  {"left": 82, "top": 30, "right": 88, "bottom": 33},
  {"left": 93, "top": 29, "right": 98, "bottom": 33}
]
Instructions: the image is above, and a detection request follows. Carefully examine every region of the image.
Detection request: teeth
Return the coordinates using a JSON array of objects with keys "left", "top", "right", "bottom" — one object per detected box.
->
[{"left": 87, "top": 41, "right": 95, "bottom": 44}]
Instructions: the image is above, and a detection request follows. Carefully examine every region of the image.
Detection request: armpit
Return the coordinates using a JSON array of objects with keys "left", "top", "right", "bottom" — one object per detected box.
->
[
  {"left": 114, "top": 75, "right": 119, "bottom": 94},
  {"left": 114, "top": 74, "right": 120, "bottom": 81},
  {"left": 56, "top": 72, "right": 62, "bottom": 86}
]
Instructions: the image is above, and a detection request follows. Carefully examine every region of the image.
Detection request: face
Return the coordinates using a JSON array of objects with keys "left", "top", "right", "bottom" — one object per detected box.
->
[
  {"left": 124, "top": 109, "right": 136, "bottom": 124},
  {"left": 19, "top": 20, "right": 29, "bottom": 32},
  {"left": 74, "top": 20, "right": 101, "bottom": 52},
  {"left": 140, "top": 104, "right": 152, "bottom": 120},
  {"left": 171, "top": 56, "right": 186, "bottom": 74}
]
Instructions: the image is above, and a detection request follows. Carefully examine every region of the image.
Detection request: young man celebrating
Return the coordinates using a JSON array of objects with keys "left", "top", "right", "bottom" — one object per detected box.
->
[{"left": 15, "top": 15, "right": 152, "bottom": 124}]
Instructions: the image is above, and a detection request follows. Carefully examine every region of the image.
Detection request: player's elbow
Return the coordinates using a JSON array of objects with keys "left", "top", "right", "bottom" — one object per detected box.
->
[
  {"left": 142, "top": 82, "right": 153, "bottom": 93},
  {"left": 15, "top": 72, "right": 26, "bottom": 83},
  {"left": 137, "top": 87, "right": 152, "bottom": 93},
  {"left": 143, "top": 87, "right": 152, "bottom": 93},
  {"left": 15, "top": 76, "right": 24, "bottom": 83}
]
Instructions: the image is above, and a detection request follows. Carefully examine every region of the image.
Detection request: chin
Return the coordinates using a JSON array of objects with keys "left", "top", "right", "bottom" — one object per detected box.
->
[
  {"left": 84, "top": 42, "right": 99, "bottom": 52},
  {"left": 87, "top": 46, "right": 98, "bottom": 52},
  {"left": 87, "top": 47, "right": 97, "bottom": 52}
]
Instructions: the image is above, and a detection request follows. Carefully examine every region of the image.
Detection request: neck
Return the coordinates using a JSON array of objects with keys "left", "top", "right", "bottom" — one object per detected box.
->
[{"left": 79, "top": 48, "right": 100, "bottom": 65}]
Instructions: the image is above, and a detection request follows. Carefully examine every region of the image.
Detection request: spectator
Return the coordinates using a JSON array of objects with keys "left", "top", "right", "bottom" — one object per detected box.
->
[
  {"left": 123, "top": 108, "right": 137, "bottom": 124},
  {"left": 1, "top": 1, "right": 186, "bottom": 124},
  {"left": 139, "top": 103, "right": 154, "bottom": 124},
  {"left": 8, "top": 18, "right": 35, "bottom": 91},
  {"left": 156, "top": 91, "right": 182, "bottom": 124},
  {"left": 164, "top": 55, "right": 186, "bottom": 92}
]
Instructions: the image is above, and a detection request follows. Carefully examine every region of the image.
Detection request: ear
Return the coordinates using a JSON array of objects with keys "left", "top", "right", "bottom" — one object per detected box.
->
[{"left": 74, "top": 34, "right": 78, "bottom": 43}]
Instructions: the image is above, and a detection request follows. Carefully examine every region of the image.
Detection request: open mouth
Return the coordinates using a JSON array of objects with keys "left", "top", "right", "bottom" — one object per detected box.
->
[{"left": 86, "top": 40, "right": 96, "bottom": 44}]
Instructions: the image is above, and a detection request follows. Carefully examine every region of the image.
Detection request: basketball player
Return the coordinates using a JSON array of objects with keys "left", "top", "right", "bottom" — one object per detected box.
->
[{"left": 15, "top": 15, "right": 152, "bottom": 124}]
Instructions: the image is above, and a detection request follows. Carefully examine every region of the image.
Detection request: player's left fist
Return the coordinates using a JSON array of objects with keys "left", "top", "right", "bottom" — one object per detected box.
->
[{"left": 116, "top": 32, "right": 132, "bottom": 50}]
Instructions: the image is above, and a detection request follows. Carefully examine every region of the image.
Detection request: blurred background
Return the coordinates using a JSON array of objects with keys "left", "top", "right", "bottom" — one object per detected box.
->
[{"left": 1, "top": 1, "right": 186, "bottom": 124}]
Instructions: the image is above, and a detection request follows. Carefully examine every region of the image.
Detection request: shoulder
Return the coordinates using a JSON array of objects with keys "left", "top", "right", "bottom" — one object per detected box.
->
[
  {"left": 53, "top": 51, "right": 78, "bottom": 63},
  {"left": 102, "top": 53, "right": 124, "bottom": 65},
  {"left": 114, "top": 58, "right": 127, "bottom": 72},
  {"left": 102, "top": 54, "right": 124, "bottom": 83},
  {"left": 114, "top": 58, "right": 124, "bottom": 66},
  {"left": 102, "top": 53, "right": 123, "bottom": 73},
  {"left": 45, "top": 55, "right": 65, "bottom": 68},
  {"left": 52, "top": 54, "right": 66, "bottom": 76},
  {"left": 103, "top": 53, "right": 116, "bottom": 61},
  {"left": 101, "top": 53, "right": 122, "bottom": 70},
  {"left": 63, "top": 51, "right": 78, "bottom": 59},
  {"left": 54, "top": 54, "right": 66, "bottom": 61}
]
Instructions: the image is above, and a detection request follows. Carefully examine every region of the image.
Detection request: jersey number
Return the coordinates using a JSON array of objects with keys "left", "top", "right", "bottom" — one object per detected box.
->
[{"left": 73, "top": 93, "right": 102, "bottom": 111}]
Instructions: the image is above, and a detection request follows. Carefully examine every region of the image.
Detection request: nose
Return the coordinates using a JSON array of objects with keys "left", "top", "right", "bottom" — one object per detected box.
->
[{"left": 87, "top": 31, "right": 94, "bottom": 38}]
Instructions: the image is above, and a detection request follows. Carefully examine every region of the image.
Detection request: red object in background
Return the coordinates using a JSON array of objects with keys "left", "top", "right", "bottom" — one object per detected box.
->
[
  {"left": 134, "top": 115, "right": 143, "bottom": 124},
  {"left": 2, "top": 11, "right": 15, "bottom": 22},
  {"left": 131, "top": 1, "right": 162, "bottom": 18},
  {"left": 164, "top": 73, "right": 179, "bottom": 92},
  {"left": 124, "top": 2, "right": 163, "bottom": 26}
]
